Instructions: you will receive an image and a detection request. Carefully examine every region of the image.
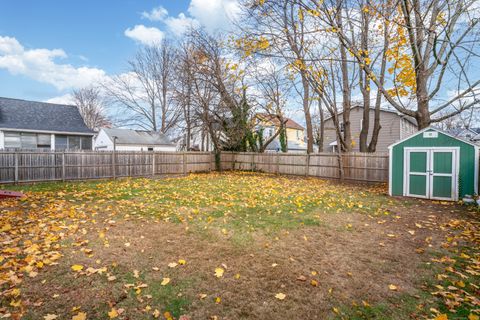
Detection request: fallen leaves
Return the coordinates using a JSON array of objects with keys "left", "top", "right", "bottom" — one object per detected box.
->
[
  {"left": 161, "top": 277, "right": 171, "bottom": 286},
  {"left": 72, "top": 312, "right": 87, "bottom": 320},
  {"left": 71, "top": 264, "right": 84, "bottom": 272},
  {"left": 388, "top": 284, "right": 398, "bottom": 291},
  {"left": 108, "top": 308, "right": 119, "bottom": 318},
  {"left": 275, "top": 293, "right": 286, "bottom": 300},
  {"left": 108, "top": 307, "right": 124, "bottom": 318},
  {"left": 214, "top": 267, "right": 224, "bottom": 278}
]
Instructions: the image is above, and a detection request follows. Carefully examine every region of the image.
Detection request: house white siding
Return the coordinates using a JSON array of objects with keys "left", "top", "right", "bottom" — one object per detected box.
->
[
  {"left": 94, "top": 129, "right": 176, "bottom": 151},
  {"left": 400, "top": 118, "right": 417, "bottom": 139},
  {"left": 50, "top": 134, "right": 55, "bottom": 151},
  {"left": 93, "top": 129, "right": 114, "bottom": 150},
  {"left": 0, "top": 130, "right": 4, "bottom": 149}
]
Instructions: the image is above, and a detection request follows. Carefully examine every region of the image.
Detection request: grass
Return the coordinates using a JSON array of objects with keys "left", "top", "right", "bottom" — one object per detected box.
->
[{"left": 0, "top": 172, "right": 478, "bottom": 320}]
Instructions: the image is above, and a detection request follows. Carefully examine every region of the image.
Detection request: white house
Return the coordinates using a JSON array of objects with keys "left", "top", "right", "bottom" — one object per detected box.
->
[
  {"left": 0, "top": 97, "right": 94, "bottom": 150},
  {"left": 94, "top": 128, "right": 176, "bottom": 151}
]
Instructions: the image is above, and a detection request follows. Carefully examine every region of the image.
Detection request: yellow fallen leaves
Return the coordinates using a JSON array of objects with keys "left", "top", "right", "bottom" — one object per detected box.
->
[
  {"left": 161, "top": 277, "right": 171, "bottom": 286},
  {"left": 72, "top": 312, "right": 87, "bottom": 320},
  {"left": 214, "top": 267, "right": 224, "bottom": 278},
  {"left": 108, "top": 307, "right": 124, "bottom": 318},
  {"left": 108, "top": 308, "right": 119, "bottom": 318},
  {"left": 44, "top": 314, "right": 58, "bottom": 320},
  {"left": 388, "top": 284, "right": 398, "bottom": 291},
  {"left": 275, "top": 292, "right": 286, "bottom": 300},
  {"left": 71, "top": 264, "right": 84, "bottom": 272}
]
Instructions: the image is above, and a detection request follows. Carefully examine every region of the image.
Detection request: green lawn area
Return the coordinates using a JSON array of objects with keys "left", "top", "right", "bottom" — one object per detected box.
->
[{"left": 0, "top": 172, "right": 478, "bottom": 320}]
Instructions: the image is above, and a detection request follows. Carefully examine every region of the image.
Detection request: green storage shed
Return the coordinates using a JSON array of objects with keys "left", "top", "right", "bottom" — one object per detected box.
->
[{"left": 389, "top": 127, "right": 478, "bottom": 201}]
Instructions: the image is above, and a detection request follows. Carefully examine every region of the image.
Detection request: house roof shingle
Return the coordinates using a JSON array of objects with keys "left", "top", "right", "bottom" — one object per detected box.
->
[
  {"left": 0, "top": 97, "right": 94, "bottom": 135},
  {"left": 102, "top": 128, "right": 174, "bottom": 146}
]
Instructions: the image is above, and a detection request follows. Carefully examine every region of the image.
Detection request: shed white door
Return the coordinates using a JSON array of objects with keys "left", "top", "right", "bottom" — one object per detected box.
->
[{"left": 404, "top": 148, "right": 459, "bottom": 201}]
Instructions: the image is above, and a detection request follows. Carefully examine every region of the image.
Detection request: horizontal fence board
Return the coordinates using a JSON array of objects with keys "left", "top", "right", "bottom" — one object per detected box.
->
[
  {"left": 220, "top": 152, "right": 388, "bottom": 182},
  {"left": 0, "top": 151, "right": 214, "bottom": 184},
  {"left": 0, "top": 151, "right": 388, "bottom": 184}
]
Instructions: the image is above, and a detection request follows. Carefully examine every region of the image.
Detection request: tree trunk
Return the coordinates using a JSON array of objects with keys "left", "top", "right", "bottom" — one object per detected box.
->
[
  {"left": 416, "top": 72, "right": 431, "bottom": 129},
  {"left": 359, "top": 6, "right": 370, "bottom": 153},
  {"left": 336, "top": 2, "right": 352, "bottom": 152},
  {"left": 301, "top": 73, "right": 314, "bottom": 153},
  {"left": 359, "top": 95, "right": 370, "bottom": 152},
  {"left": 318, "top": 98, "right": 324, "bottom": 152}
]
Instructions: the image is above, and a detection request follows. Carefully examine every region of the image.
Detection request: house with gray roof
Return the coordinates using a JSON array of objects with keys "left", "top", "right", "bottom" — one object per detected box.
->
[
  {"left": 94, "top": 128, "right": 176, "bottom": 151},
  {"left": 0, "top": 97, "right": 94, "bottom": 150}
]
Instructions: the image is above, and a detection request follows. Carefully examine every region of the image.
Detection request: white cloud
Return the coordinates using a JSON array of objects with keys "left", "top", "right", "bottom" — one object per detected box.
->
[
  {"left": 45, "top": 93, "right": 74, "bottom": 105},
  {"left": 142, "top": 6, "right": 169, "bottom": 21},
  {"left": 164, "top": 13, "right": 200, "bottom": 36},
  {"left": 124, "top": 25, "right": 165, "bottom": 46},
  {"left": 187, "top": 0, "right": 240, "bottom": 31},
  {"left": 0, "top": 36, "right": 107, "bottom": 90}
]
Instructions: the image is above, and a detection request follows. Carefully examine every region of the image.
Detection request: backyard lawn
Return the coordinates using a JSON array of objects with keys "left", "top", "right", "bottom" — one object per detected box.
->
[{"left": 0, "top": 172, "right": 478, "bottom": 320}]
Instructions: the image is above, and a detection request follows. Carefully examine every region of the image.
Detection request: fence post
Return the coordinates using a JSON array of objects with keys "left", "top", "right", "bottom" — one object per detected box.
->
[
  {"left": 251, "top": 153, "right": 255, "bottom": 172},
  {"left": 305, "top": 153, "right": 310, "bottom": 176},
  {"left": 112, "top": 151, "right": 116, "bottom": 179},
  {"left": 14, "top": 151, "right": 18, "bottom": 184},
  {"left": 152, "top": 152, "right": 156, "bottom": 176},
  {"left": 276, "top": 153, "right": 280, "bottom": 174},
  {"left": 62, "top": 152, "right": 66, "bottom": 181},
  {"left": 182, "top": 152, "right": 187, "bottom": 175}
]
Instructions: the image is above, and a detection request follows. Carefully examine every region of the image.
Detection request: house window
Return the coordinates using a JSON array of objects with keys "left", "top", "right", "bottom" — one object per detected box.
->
[
  {"left": 4, "top": 132, "right": 51, "bottom": 149},
  {"left": 148, "top": 147, "right": 154, "bottom": 151},
  {"left": 4, "top": 132, "right": 21, "bottom": 148},
  {"left": 81, "top": 137, "right": 92, "bottom": 150},
  {"left": 37, "top": 134, "right": 51, "bottom": 149},
  {"left": 340, "top": 122, "right": 345, "bottom": 132},
  {"left": 55, "top": 135, "right": 92, "bottom": 150},
  {"left": 21, "top": 133, "right": 37, "bottom": 149},
  {"left": 55, "top": 135, "right": 68, "bottom": 150}
]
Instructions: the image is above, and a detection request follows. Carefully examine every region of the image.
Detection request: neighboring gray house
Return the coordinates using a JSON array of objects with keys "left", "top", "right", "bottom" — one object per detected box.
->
[
  {"left": 94, "top": 128, "right": 176, "bottom": 151},
  {"left": 447, "top": 127, "right": 480, "bottom": 144},
  {"left": 0, "top": 97, "right": 94, "bottom": 150},
  {"left": 322, "top": 105, "right": 417, "bottom": 152}
]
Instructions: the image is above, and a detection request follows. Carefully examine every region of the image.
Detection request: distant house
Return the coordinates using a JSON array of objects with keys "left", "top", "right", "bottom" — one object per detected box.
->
[
  {"left": 0, "top": 97, "right": 94, "bottom": 150},
  {"left": 322, "top": 105, "right": 417, "bottom": 152},
  {"left": 447, "top": 127, "right": 480, "bottom": 144},
  {"left": 94, "top": 128, "right": 176, "bottom": 151},
  {"left": 255, "top": 113, "right": 310, "bottom": 152}
]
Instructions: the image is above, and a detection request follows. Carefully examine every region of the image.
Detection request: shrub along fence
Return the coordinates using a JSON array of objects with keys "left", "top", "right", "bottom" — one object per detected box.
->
[{"left": 0, "top": 151, "right": 388, "bottom": 184}]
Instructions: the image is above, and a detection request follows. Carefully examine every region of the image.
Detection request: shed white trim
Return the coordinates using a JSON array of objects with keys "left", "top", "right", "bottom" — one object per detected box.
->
[{"left": 388, "top": 126, "right": 479, "bottom": 149}]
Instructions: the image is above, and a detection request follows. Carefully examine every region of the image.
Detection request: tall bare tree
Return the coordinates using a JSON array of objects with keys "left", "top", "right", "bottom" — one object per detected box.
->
[
  {"left": 103, "top": 40, "right": 181, "bottom": 133},
  {"left": 239, "top": 0, "right": 317, "bottom": 153},
  {"left": 72, "top": 87, "right": 111, "bottom": 131}
]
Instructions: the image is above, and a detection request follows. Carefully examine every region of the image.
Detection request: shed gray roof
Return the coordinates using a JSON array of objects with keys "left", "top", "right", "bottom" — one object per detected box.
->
[
  {"left": 102, "top": 128, "right": 174, "bottom": 146},
  {"left": 0, "top": 97, "right": 94, "bottom": 135}
]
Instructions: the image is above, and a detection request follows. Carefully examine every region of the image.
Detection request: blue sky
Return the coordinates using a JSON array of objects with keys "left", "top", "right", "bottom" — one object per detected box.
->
[{"left": 0, "top": 0, "right": 239, "bottom": 102}]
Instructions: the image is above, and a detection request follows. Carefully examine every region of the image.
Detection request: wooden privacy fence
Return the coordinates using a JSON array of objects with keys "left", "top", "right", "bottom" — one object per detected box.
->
[
  {"left": 220, "top": 152, "right": 389, "bottom": 183},
  {"left": 0, "top": 151, "right": 388, "bottom": 184},
  {"left": 0, "top": 151, "right": 214, "bottom": 184}
]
